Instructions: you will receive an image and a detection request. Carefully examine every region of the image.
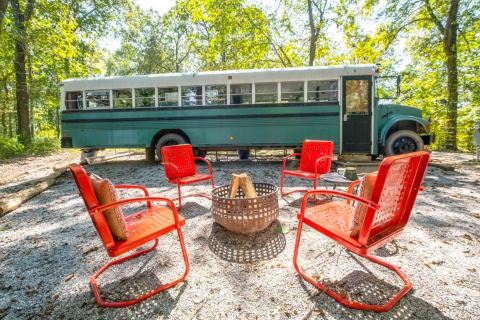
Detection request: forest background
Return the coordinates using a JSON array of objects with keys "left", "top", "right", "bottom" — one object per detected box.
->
[{"left": 0, "top": 0, "right": 478, "bottom": 158}]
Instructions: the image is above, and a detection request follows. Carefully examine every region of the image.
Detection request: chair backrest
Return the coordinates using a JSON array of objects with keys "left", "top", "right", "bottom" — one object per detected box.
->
[
  {"left": 69, "top": 164, "right": 115, "bottom": 249},
  {"left": 161, "top": 144, "right": 196, "bottom": 180},
  {"left": 358, "top": 151, "right": 430, "bottom": 246},
  {"left": 299, "top": 140, "right": 334, "bottom": 174}
]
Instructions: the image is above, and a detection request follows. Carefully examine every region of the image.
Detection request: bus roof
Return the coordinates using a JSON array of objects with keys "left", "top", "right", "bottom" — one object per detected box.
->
[{"left": 62, "top": 64, "right": 378, "bottom": 91}]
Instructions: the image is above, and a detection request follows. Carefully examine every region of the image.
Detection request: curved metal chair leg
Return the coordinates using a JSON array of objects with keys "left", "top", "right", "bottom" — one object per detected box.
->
[
  {"left": 90, "top": 228, "right": 190, "bottom": 308},
  {"left": 280, "top": 173, "right": 310, "bottom": 197},
  {"left": 293, "top": 220, "right": 412, "bottom": 312},
  {"left": 173, "top": 176, "right": 214, "bottom": 211}
]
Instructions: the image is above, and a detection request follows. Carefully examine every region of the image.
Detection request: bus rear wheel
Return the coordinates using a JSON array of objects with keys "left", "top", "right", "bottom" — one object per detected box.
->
[
  {"left": 155, "top": 133, "right": 187, "bottom": 161},
  {"left": 194, "top": 149, "right": 207, "bottom": 158},
  {"left": 385, "top": 130, "right": 424, "bottom": 156}
]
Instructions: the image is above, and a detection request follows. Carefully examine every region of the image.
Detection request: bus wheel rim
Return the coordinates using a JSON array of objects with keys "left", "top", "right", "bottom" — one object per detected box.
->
[{"left": 393, "top": 137, "right": 417, "bottom": 154}]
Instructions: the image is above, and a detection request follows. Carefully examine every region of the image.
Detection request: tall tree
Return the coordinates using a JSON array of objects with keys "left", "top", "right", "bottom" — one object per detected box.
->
[
  {"left": 307, "top": 0, "right": 328, "bottom": 66},
  {"left": 183, "top": 0, "right": 271, "bottom": 70},
  {"left": 361, "top": 0, "right": 472, "bottom": 150},
  {"left": 10, "top": 0, "right": 35, "bottom": 144},
  {"left": 0, "top": 0, "right": 7, "bottom": 33},
  {"left": 427, "top": 0, "right": 460, "bottom": 150}
]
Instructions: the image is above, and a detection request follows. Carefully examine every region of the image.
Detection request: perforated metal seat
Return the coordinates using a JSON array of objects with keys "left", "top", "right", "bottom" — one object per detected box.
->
[
  {"left": 282, "top": 169, "right": 316, "bottom": 179},
  {"left": 69, "top": 164, "right": 189, "bottom": 308},
  {"left": 293, "top": 151, "right": 430, "bottom": 312},
  {"left": 168, "top": 173, "right": 212, "bottom": 185},
  {"left": 280, "top": 140, "right": 334, "bottom": 196},
  {"left": 161, "top": 144, "right": 214, "bottom": 209},
  {"left": 109, "top": 206, "right": 186, "bottom": 256}
]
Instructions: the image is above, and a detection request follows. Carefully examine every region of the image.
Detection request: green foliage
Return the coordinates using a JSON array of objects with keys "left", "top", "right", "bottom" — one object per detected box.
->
[
  {"left": 354, "top": 0, "right": 480, "bottom": 151},
  {"left": 27, "top": 137, "right": 60, "bottom": 156},
  {"left": 0, "top": 137, "right": 25, "bottom": 158},
  {"left": 0, "top": 0, "right": 129, "bottom": 152},
  {"left": 1, "top": 0, "right": 478, "bottom": 154},
  {"left": 0, "top": 136, "right": 60, "bottom": 159}
]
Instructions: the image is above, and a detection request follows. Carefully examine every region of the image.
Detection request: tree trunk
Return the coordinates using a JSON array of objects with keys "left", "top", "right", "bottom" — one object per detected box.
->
[
  {"left": 8, "top": 112, "right": 13, "bottom": 137},
  {"left": 10, "top": 0, "right": 35, "bottom": 145},
  {"left": 1, "top": 112, "right": 6, "bottom": 136},
  {"left": 443, "top": 0, "right": 459, "bottom": 151},
  {"left": 27, "top": 52, "right": 34, "bottom": 139},
  {"left": 0, "top": 0, "right": 7, "bottom": 32},
  {"left": 307, "top": 0, "right": 317, "bottom": 66},
  {"left": 14, "top": 27, "right": 31, "bottom": 144}
]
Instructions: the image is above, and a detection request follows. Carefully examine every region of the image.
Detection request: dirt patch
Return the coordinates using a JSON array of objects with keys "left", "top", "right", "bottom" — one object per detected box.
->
[{"left": 0, "top": 151, "right": 478, "bottom": 319}]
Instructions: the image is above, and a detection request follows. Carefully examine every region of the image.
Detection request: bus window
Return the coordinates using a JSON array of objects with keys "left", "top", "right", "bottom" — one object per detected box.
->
[
  {"left": 255, "top": 82, "right": 277, "bottom": 104},
  {"left": 158, "top": 87, "right": 179, "bottom": 107},
  {"left": 281, "top": 82, "right": 304, "bottom": 103},
  {"left": 205, "top": 85, "right": 226, "bottom": 105},
  {"left": 135, "top": 88, "right": 155, "bottom": 107},
  {"left": 113, "top": 89, "right": 132, "bottom": 108},
  {"left": 345, "top": 79, "right": 369, "bottom": 114},
  {"left": 86, "top": 90, "right": 110, "bottom": 108},
  {"left": 65, "top": 91, "right": 83, "bottom": 110},
  {"left": 230, "top": 84, "right": 252, "bottom": 105},
  {"left": 307, "top": 80, "right": 338, "bottom": 102},
  {"left": 181, "top": 86, "right": 202, "bottom": 106}
]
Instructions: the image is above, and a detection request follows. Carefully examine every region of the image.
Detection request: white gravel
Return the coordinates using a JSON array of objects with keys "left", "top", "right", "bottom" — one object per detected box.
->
[{"left": 0, "top": 152, "right": 479, "bottom": 319}]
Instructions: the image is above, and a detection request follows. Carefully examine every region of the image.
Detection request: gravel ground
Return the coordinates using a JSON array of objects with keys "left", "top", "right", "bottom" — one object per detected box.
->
[{"left": 0, "top": 152, "right": 479, "bottom": 319}]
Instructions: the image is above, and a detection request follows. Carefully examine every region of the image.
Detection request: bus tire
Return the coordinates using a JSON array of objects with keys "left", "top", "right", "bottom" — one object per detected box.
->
[
  {"left": 194, "top": 148, "right": 207, "bottom": 158},
  {"left": 384, "top": 130, "right": 424, "bottom": 156},
  {"left": 155, "top": 133, "right": 188, "bottom": 160},
  {"left": 238, "top": 149, "right": 250, "bottom": 160}
]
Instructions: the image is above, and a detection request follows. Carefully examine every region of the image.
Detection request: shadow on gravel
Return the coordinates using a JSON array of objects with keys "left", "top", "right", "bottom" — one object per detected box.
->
[
  {"left": 179, "top": 202, "right": 210, "bottom": 219},
  {"left": 208, "top": 221, "right": 286, "bottom": 263},
  {"left": 99, "top": 270, "right": 185, "bottom": 316},
  {"left": 298, "top": 270, "right": 452, "bottom": 320}
]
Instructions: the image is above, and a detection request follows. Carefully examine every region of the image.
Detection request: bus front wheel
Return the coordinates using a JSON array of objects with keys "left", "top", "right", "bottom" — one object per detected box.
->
[
  {"left": 385, "top": 130, "right": 424, "bottom": 156},
  {"left": 155, "top": 133, "right": 187, "bottom": 160}
]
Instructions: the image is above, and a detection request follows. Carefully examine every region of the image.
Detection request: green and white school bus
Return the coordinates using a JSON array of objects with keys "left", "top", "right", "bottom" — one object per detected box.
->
[{"left": 60, "top": 64, "right": 433, "bottom": 159}]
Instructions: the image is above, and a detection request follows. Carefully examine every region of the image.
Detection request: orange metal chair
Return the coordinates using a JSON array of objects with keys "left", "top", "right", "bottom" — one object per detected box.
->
[
  {"left": 69, "top": 164, "right": 189, "bottom": 308},
  {"left": 161, "top": 144, "right": 214, "bottom": 208},
  {"left": 293, "top": 151, "right": 430, "bottom": 312},
  {"left": 280, "top": 140, "right": 334, "bottom": 196}
]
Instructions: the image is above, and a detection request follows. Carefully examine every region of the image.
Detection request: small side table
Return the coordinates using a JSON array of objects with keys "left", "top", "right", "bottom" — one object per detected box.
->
[{"left": 319, "top": 172, "right": 358, "bottom": 189}]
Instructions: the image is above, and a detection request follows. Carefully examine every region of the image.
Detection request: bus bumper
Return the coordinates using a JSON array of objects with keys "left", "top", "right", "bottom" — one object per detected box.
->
[{"left": 421, "top": 134, "right": 434, "bottom": 145}]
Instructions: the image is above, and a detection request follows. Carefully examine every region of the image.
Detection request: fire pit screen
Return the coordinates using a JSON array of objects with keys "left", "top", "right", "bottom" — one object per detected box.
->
[{"left": 211, "top": 183, "right": 279, "bottom": 234}]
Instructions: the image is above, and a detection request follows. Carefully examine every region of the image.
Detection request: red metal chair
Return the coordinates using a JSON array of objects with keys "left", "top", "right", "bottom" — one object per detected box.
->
[
  {"left": 161, "top": 144, "right": 214, "bottom": 208},
  {"left": 280, "top": 140, "right": 334, "bottom": 196},
  {"left": 69, "top": 164, "right": 189, "bottom": 308},
  {"left": 293, "top": 151, "right": 430, "bottom": 312}
]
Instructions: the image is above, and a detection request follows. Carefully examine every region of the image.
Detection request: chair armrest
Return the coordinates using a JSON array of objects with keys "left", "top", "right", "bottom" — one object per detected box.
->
[
  {"left": 93, "top": 197, "right": 182, "bottom": 228},
  {"left": 114, "top": 184, "right": 151, "bottom": 208},
  {"left": 282, "top": 153, "right": 301, "bottom": 171},
  {"left": 299, "top": 189, "right": 379, "bottom": 219},
  {"left": 346, "top": 180, "right": 361, "bottom": 205},
  {"left": 314, "top": 155, "right": 333, "bottom": 176},
  {"left": 194, "top": 156, "right": 213, "bottom": 176}
]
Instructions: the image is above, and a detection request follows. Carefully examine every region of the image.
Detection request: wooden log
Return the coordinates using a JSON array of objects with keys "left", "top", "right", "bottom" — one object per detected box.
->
[
  {"left": 228, "top": 173, "right": 257, "bottom": 198},
  {"left": 0, "top": 164, "right": 71, "bottom": 216},
  {"left": 86, "top": 151, "right": 135, "bottom": 165},
  {"left": 0, "top": 161, "right": 64, "bottom": 185},
  {"left": 428, "top": 161, "right": 455, "bottom": 171},
  {"left": 239, "top": 173, "right": 257, "bottom": 198},
  {"left": 229, "top": 173, "right": 242, "bottom": 198}
]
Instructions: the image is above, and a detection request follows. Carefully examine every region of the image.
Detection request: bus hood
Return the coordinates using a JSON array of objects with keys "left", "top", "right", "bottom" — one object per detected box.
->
[{"left": 379, "top": 103, "right": 423, "bottom": 119}]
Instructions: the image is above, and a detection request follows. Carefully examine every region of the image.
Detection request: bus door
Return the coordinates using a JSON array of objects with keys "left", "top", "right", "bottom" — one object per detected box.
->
[{"left": 341, "top": 76, "right": 372, "bottom": 153}]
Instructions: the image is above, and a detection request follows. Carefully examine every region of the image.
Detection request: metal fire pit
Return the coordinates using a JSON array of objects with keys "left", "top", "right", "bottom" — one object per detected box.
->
[{"left": 211, "top": 183, "right": 279, "bottom": 234}]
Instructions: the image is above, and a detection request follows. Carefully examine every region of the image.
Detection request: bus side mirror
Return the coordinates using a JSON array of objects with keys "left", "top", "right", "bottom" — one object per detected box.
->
[{"left": 376, "top": 76, "right": 400, "bottom": 100}]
